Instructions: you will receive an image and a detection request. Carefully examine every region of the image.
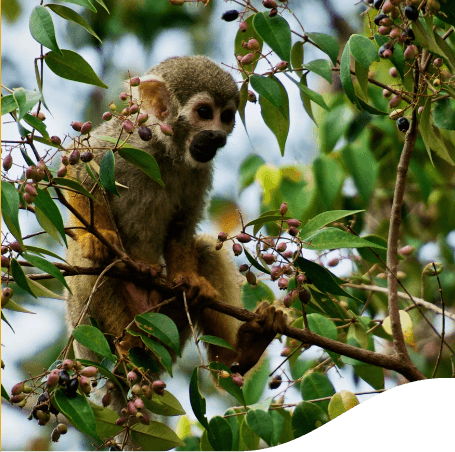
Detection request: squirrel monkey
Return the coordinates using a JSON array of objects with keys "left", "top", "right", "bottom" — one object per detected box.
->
[{"left": 66, "top": 56, "right": 287, "bottom": 376}]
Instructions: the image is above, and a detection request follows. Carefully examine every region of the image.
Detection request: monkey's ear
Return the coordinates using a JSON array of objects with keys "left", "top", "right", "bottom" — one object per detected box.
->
[{"left": 136, "top": 79, "right": 170, "bottom": 121}]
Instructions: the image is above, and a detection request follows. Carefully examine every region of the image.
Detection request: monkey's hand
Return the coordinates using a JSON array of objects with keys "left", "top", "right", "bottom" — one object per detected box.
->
[
  {"left": 233, "top": 301, "right": 288, "bottom": 376},
  {"left": 78, "top": 229, "right": 120, "bottom": 262},
  {"left": 173, "top": 273, "right": 218, "bottom": 302}
]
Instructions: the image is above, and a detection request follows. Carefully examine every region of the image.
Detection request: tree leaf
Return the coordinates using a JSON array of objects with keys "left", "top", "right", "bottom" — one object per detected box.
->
[
  {"left": 22, "top": 253, "right": 70, "bottom": 291},
  {"left": 130, "top": 421, "right": 185, "bottom": 450},
  {"left": 301, "top": 372, "right": 335, "bottom": 413},
  {"left": 374, "top": 34, "right": 405, "bottom": 80},
  {"left": 253, "top": 12, "right": 291, "bottom": 63},
  {"left": 299, "top": 74, "right": 317, "bottom": 125},
  {"left": 46, "top": 4, "right": 101, "bottom": 42},
  {"left": 238, "top": 154, "right": 265, "bottom": 191},
  {"left": 189, "top": 367, "right": 210, "bottom": 431},
  {"left": 52, "top": 177, "right": 97, "bottom": 201},
  {"left": 135, "top": 312, "right": 181, "bottom": 356},
  {"left": 90, "top": 403, "right": 122, "bottom": 440},
  {"left": 354, "top": 364, "right": 384, "bottom": 390},
  {"left": 354, "top": 60, "right": 369, "bottom": 99},
  {"left": 340, "top": 41, "right": 359, "bottom": 107},
  {"left": 1, "top": 181, "right": 22, "bottom": 245},
  {"left": 245, "top": 409, "right": 274, "bottom": 446},
  {"left": 1, "top": 95, "right": 18, "bottom": 116},
  {"left": 99, "top": 149, "right": 120, "bottom": 196},
  {"left": 250, "top": 74, "right": 284, "bottom": 114},
  {"left": 128, "top": 347, "right": 160, "bottom": 374},
  {"left": 299, "top": 209, "right": 364, "bottom": 238},
  {"left": 286, "top": 73, "right": 330, "bottom": 111},
  {"left": 291, "top": 401, "right": 328, "bottom": 437},
  {"left": 34, "top": 188, "right": 67, "bottom": 245},
  {"left": 45, "top": 49, "right": 108, "bottom": 89},
  {"left": 303, "top": 59, "right": 333, "bottom": 84},
  {"left": 72, "top": 325, "right": 116, "bottom": 362},
  {"left": 356, "top": 234, "right": 388, "bottom": 264},
  {"left": 118, "top": 146, "right": 164, "bottom": 186},
  {"left": 349, "top": 34, "right": 380, "bottom": 68},
  {"left": 208, "top": 362, "right": 246, "bottom": 406},
  {"left": 291, "top": 41, "right": 304, "bottom": 70},
  {"left": 53, "top": 389, "right": 102, "bottom": 442},
  {"left": 22, "top": 113, "right": 49, "bottom": 139},
  {"left": 141, "top": 390, "right": 185, "bottom": 416},
  {"left": 306, "top": 32, "right": 339, "bottom": 65},
  {"left": 60, "top": 0, "right": 97, "bottom": 12},
  {"left": 207, "top": 416, "right": 233, "bottom": 451},
  {"left": 327, "top": 391, "right": 359, "bottom": 420},
  {"left": 35, "top": 206, "right": 63, "bottom": 246},
  {"left": 29, "top": 6, "right": 62, "bottom": 55},
  {"left": 258, "top": 77, "right": 290, "bottom": 156},
  {"left": 433, "top": 97, "right": 455, "bottom": 130},
  {"left": 10, "top": 259, "right": 35, "bottom": 297},
  {"left": 198, "top": 335, "right": 237, "bottom": 352},
  {"left": 242, "top": 281, "right": 275, "bottom": 311},
  {"left": 313, "top": 156, "right": 344, "bottom": 209}
]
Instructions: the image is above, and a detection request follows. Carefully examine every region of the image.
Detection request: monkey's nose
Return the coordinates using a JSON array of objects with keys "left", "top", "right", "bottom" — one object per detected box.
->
[{"left": 189, "top": 130, "right": 227, "bottom": 163}]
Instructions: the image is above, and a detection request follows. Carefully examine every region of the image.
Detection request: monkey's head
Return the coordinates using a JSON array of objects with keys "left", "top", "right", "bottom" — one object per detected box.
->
[{"left": 131, "top": 56, "right": 240, "bottom": 166}]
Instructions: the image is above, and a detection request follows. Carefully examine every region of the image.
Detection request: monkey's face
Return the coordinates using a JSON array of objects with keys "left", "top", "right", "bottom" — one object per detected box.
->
[{"left": 180, "top": 93, "right": 237, "bottom": 166}]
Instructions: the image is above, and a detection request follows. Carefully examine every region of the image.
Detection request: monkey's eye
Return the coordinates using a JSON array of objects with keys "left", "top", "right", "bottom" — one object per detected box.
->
[
  {"left": 197, "top": 106, "right": 213, "bottom": 120},
  {"left": 221, "top": 109, "right": 234, "bottom": 124}
]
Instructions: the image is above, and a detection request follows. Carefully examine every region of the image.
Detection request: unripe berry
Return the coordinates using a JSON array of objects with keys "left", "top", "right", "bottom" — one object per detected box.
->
[
  {"left": 279, "top": 202, "right": 288, "bottom": 216},
  {"left": 270, "top": 266, "right": 281, "bottom": 281},
  {"left": 79, "top": 376, "right": 92, "bottom": 394},
  {"left": 57, "top": 166, "right": 67, "bottom": 177},
  {"left": 373, "top": 14, "right": 388, "bottom": 26},
  {"left": 389, "top": 27, "right": 400, "bottom": 39},
  {"left": 68, "top": 149, "right": 81, "bottom": 165},
  {"left": 388, "top": 95, "right": 402, "bottom": 108},
  {"left": 263, "top": 0, "right": 277, "bottom": 8},
  {"left": 379, "top": 46, "right": 393, "bottom": 59},
  {"left": 127, "top": 371, "right": 138, "bottom": 382},
  {"left": 218, "top": 232, "right": 228, "bottom": 242},
  {"left": 247, "top": 38, "right": 260, "bottom": 50},
  {"left": 25, "top": 165, "right": 38, "bottom": 180},
  {"left": 137, "top": 113, "right": 148, "bottom": 124},
  {"left": 80, "top": 121, "right": 92, "bottom": 134},
  {"left": 152, "top": 380, "right": 166, "bottom": 395},
  {"left": 109, "top": 102, "right": 117, "bottom": 111},
  {"left": 102, "top": 392, "right": 112, "bottom": 407},
  {"left": 220, "top": 370, "right": 230, "bottom": 379},
  {"left": 278, "top": 276, "right": 288, "bottom": 290},
  {"left": 11, "top": 393, "right": 26, "bottom": 403},
  {"left": 215, "top": 242, "right": 223, "bottom": 250},
  {"left": 247, "top": 90, "right": 257, "bottom": 103},
  {"left": 11, "top": 382, "right": 25, "bottom": 396},
  {"left": 328, "top": 257, "right": 339, "bottom": 267},
  {"left": 81, "top": 366, "right": 98, "bottom": 378},
  {"left": 382, "top": 88, "right": 392, "bottom": 98},
  {"left": 71, "top": 121, "right": 83, "bottom": 132},
  {"left": 299, "top": 288, "right": 311, "bottom": 304},
  {"left": 127, "top": 401, "right": 137, "bottom": 415},
  {"left": 237, "top": 233, "right": 252, "bottom": 243},
  {"left": 233, "top": 243, "right": 242, "bottom": 256},
  {"left": 35, "top": 111, "right": 46, "bottom": 121},
  {"left": 433, "top": 58, "right": 443, "bottom": 68},
  {"left": 46, "top": 372, "right": 59, "bottom": 388},
  {"left": 129, "top": 104, "right": 140, "bottom": 115},
  {"left": 283, "top": 289, "right": 298, "bottom": 307},
  {"left": 241, "top": 53, "right": 256, "bottom": 65},
  {"left": 160, "top": 124, "right": 173, "bottom": 136},
  {"left": 221, "top": 10, "right": 239, "bottom": 22},
  {"left": 138, "top": 412, "right": 151, "bottom": 425},
  {"left": 51, "top": 428, "right": 61, "bottom": 442},
  {"left": 232, "top": 375, "right": 244, "bottom": 387},
  {"left": 116, "top": 417, "right": 127, "bottom": 426},
  {"left": 134, "top": 398, "right": 145, "bottom": 410},
  {"left": 239, "top": 263, "right": 249, "bottom": 273},
  {"left": 399, "top": 245, "right": 415, "bottom": 256},
  {"left": 286, "top": 219, "right": 301, "bottom": 228},
  {"left": 404, "top": 44, "right": 418, "bottom": 60},
  {"left": 142, "top": 385, "right": 153, "bottom": 399},
  {"left": 106, "top": 379, "right": 115, "bottom": 391},
  {"left": 62, "top": 359, "right": 74, "bottom": 370},
  {"left": 9, "top": 242, "right": 23, "bottom": 253},
  {"left": 23, "top": 192, "right": 35, "bottom": 204},
  {"left": 102, "top": 111, "right": 113, "bottom": 121},
  {"left": 122, "top": 120, "right": 135, "bottom": 133},
  {"left": 239, "top": 21, "right": 248, "bottom": 32},
  {"left": 2, "top": 153, "right": 13, "bottom": 171},
  {"left": 138, "top": 126, "right": 153, "bottom": 141},
  {"left": 2, "top": 287, "right": 13, "bottom": 306},
  {"left": 389, "top": 108, "right": 404, "bottom": 120},
  {"left": 130, "top": 76, "right": 141, "bottom": 86},
  {"left": 57, "top": 424, "right": 68, "bottom": 434},
  {"left": 269, "top": 7, "right": 278, "bottom": 16},
  {"left": 119, "top": 92, "right": 128, "bottom": 101},
  {"left": 276, "top": 242, "right": 287, "bottom": 252},
  {"left": 378, "top": 26, "right": 391, "bottom": 35},
  {"left": 245, "top": 270, "right": 257, "bottom": 285}
]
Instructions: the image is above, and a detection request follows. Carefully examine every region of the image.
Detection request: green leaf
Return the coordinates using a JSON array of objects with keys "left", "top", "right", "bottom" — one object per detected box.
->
[
  {"left": 243, "top": 247, "right": 270, "bottom": 275},
  {"left": 296, "top": 257, "right": 359, "bottom": 301},
  {"left": 72, "top": 324, "right": 116, "bottom": 362},
  {"left": 1, "top": 298, "right": 36, "bottom": 314},
  {"left": 356, "top": 234, "right": 388, "bottom": 264},
  {"left": 327, "top": 391, "right": 359, "bottom": 420},
  {"left": 355, "top": 60, "right": 369, "bottom": 99},
  {"left": 52, "top": 177, "right": 97, "bottom": 201},
  {"left": 286, "top": 74, "right": 330, "bottom": 111},
  {"left": 46, "top": 4, "right": 101, "bottom": 42},
  {"left": 128, "top": 331, "right": 173, "bottom": 376},
  {"left": 34, "top": 188, "right": 67, "bottom": 245},
  {"left": 61, "top": 0, "right": 97, "bottom": 12},
  {"left": 303, "top": 59, "right": 333, "bottom": 84},
  {"left": 131, "top": 420, "right": 186, "bottom": 450},
  {"left": 299, "top": 210, "right": 364, "bottom": 238},
  {"left": 299, "top": 74, "right": 317, "bottom": 125},
  {"left": 242, "top": 281, "right": 275, "bottom": 311},
  {"left": 239, "top": 154, "right": 265, "bottom": 191},
  {"left": 240, "top": 416, "right": 260, "bottom": 450},
  {"left": 198, "top": 335, "right": 237, "bottom": 352},
  {"left": 223, "top": 408, "right": 241, "bottom": 451},
  {"left": 45, "top": 49, "right": 108, "bottom": 89},
  {"left": 22, "top": 253, "right": 70, "bottom": 291},
  {"left": 141, "top": 390, "right": 185, "bottom": 416},
  {"left": 356, "top": 96, "right": 388, "bottom": 115},
  {"left": 1, "top": 95, "right": 18, "bottom": 116},
  {"left": 29, "top": 6, "right": 62, "bottom": 55},
  {"left": 23, "top": 113, "right": 49, "bottom": 139},
  {"left": 270, "top": 409, "right": 286, "bottom": 446},
  {"left": 90, "top": 403, "right": 122, "bottom": 440},
  {"left": 340, "top": 41, "right": 359, "bottom": 107},
  {"left": 342, "top": 144, "right": 378, "bottom": 202},
  {"left": 128, "top": 347, "right": 160, "bottom": 374},
  {"left": 207, "top": 416, "right": 233, "bottom": 451},
  {"left": 349, "top": 34, "right": 380, "bottom": 68},
  {"left": 354, "top": 364, "right": 384, "bottom": 390},
  {"left": 245, "top": 409, "right": 274, "bottom": 446},
  {"left": 306, "top": 32, "right": 339, "bottom": 65},
  {"left": 420, "top": 97, "right": 454, "bottom": 164},
  {"left": 118, "top": 146, "right": 164, "bottom": 186},
  {"left": 374, "top": 34, "right": 405, "bottom": 79},
  {"left": 1, "top": 181, "right": 22, "bottom": 245},
  {"left": 190, "top": 367, "right": 210, "bottom": 431},
  {"left": 53, "top": 389, "right": 102, "bottom": 442},
  {"left": 99, "top": 149, "right": 120, "bottom": 196},
  {"left": 243, "top": 358, "right": 270, "bottom": 406},
  {"left": 258, "top": 77, "right": 290, "bottom": 155},
  {"left": 253, "top": 12, "right": 292, "bottom": 63},
  {"left": 302, "top": 227, "right": 387, "bottom": 251},
  {"left": 135, "top": 312, "right": 181, "bottom": 356},
  {"left": 301, "top": 372, "right": 335, "bottom": 413},
  {"left": 291, "top": 41, "right": 304, "bottom": 70},
  {"left": 35, "top": 206, "right": 63, "bottom": 245},
  {"left": 10, "top": 259, "right": 35, "bottom": 297},
  {"left": 313, "top": 156, "right": 344, "bottom": 209},
  {"left": 291, "top": 401, "right": 328, "bottom": 437},
  {"left": 433, "top": 97, "right": 455, "bottom": 130},
  {"left": 409, "top": 160, "right": 432, "bottom": 202},
  {"left": 250, "top": 75, "right": 284, "bottom": 114},
  {"left": 27, "top": 277, "right": 66, "bottom": 300},
  {"left": 2, "top": 384, "right": 11, "bottom": 403},
  {"left": 238, "top": 80, "right": 249, "bottom": 128},
  {"left": 13, "top": 89, "right": 42, "bottom": 120},
  {"left": 244, "top": 214, "right": 282, "bottom": 231},
  {"left": 307, "top": 313, "right": 338, "bottom": 341}
]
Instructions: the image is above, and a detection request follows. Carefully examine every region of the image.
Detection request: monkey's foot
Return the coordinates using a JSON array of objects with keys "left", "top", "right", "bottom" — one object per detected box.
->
[
  {"left": 173, "top": 273, "right": 218, "bottom": 302},
  {"left": 232, "top": 302, "right": 289, "bottom": 375},
  {"left": 79, "top": 229, "right": 120, "bottom": 262}
]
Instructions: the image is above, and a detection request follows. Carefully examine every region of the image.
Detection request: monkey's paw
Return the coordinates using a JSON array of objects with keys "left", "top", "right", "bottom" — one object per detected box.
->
[
  {"left": 232, "top": 301, "right": 289, "bottom": 375},
  {"left": 173, "top": 273, "right": 218, "bottom": 302},
  {"left": 79, "top": 229, "right": 119, "bottom": 262}
]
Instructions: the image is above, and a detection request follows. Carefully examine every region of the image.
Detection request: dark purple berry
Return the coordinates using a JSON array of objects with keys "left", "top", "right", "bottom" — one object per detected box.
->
[
  {"left": 80, "top": 151, "right": 94, "bottom": 163},
  {"left": 221, "top": 10, "right": 239, "bottom": 21},
  {"left": 404, "top": 5, "right": 418, "bottom": 21},
  {"left": 138, "top": 126, "right": 153, "bottom": 141},
  {"left": 397, "top": 117, "right": 410, "bottom": 132},
  {"left": 373, "top": 0, "right": 384, "bottom": 9},
  {"left": 374, "top": 14, "right": 388, "bottom": 25}
]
